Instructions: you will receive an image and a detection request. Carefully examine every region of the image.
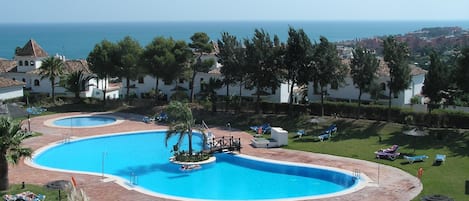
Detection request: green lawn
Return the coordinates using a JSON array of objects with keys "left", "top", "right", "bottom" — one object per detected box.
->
[
  {"left": 195, "top": 111, "right": 469, "bottom": 200},
  {"left": 276, "top": 117, "right": 469, "bottom": 201}
]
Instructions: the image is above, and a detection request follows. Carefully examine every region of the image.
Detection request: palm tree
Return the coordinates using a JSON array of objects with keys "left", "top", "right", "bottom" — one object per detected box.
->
[
  {"left": 0, "top": 117, "right": 32, "bottom": 190},
  {"left": 39, "top": 56, "right": 65, "bottom": 103},
  {"left": 164, "top": 101, "right": 206, "bottom": 157},
  {"left": 60, "top": 70, "right": 95, "bottom": 101}
]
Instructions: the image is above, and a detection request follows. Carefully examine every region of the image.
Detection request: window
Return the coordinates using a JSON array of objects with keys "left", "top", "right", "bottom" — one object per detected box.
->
[
  {"left": 138, "top": 76, "right": 144, "bottom": 84},
  {"left": 24, "top": 61, "right": 28, "bottom": 66},
  {"left": 30, "top": 61, "right": 34, "bottom": 66},
  {"left": 34, "top": 79, "right": 40, "bottom": 86},
  {"left": 12, "top": 78, "right": 16, "bottom": 81},
  {"left": 19, "top": 61, "right": 23, "bottom": 66},
  {"left": 381, "top": 83, "right": 386, "bottom": 91},
  {"left": 22, "top": 78, "right": 26, "bottom": 83},
  {"left": 331, "top": 82, "right": 338, "bottom": 90},
  {"left": 200, "top": 78, "right": 205, "bottom": 91},
  {"left": 179, "top": 78, "right": 184, "bottom": 84}
]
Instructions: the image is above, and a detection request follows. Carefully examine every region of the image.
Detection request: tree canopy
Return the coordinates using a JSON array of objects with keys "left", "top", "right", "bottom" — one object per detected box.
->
[
  {"left": 312, "top": 36, "right": 347, "bottom": 116},
  {"left": 383, "top": 36, "right": 411, "bottom": 118},
  {"left": 285, "top": 27, "right": 314, "bottom": 113},
  {"left": 350, "top": 46, "right": 380, "bottom": 116},
  {"left": 115, "top": 36, "right": 143, "bottom": 101},
  {"left": 189, "top": 32, "right": 215, "bottom": 102},
  {"left": 422, "top": 50, "right": 449, "bottom": 112},
  {"left": 87, "top": 40, "right": 118, "bottom": 104}
]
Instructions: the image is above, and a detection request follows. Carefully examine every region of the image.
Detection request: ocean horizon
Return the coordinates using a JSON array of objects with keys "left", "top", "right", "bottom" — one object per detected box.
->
[{"left": 1, "top": 20, "right": 469, "bottom": 59}]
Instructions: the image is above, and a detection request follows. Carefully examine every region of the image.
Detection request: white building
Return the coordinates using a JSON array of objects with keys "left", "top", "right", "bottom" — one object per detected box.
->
[
  {"left": 307, "top": 58, "right": 427, "bottom": 106},
  {"left": 0, "top": 39, "right": 119, "bottom": 100},
  {"left": 0, "top": 77, "right": 24, "bottom": 100},
  {"left": 122, "top": 53, "right": 297, "bottom": 103}
]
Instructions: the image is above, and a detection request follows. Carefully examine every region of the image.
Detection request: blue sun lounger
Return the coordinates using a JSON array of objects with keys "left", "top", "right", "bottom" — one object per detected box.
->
[
  {"left": 317, "top": 124, "right": 337, "bottom": 141},
  {"left": 404, "top": 155, "right": 429, "bottom": 164},
  {"left": 435, "top": 154, "right": 446, "bottom": 164}
]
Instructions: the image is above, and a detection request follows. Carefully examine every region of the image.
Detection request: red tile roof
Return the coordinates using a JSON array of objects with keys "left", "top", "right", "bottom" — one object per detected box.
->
[
  {"left": 15, "top": 39, "right": 49, "bottom": 57},
  {"left": 28, "top": 59, "right": 92, "bottom": 74},
  {"left": 0, "top": 77, "right": 24, "bottom": 88},
  {"left": 0, "top": 60, "right": 16, "bottom": 73}
]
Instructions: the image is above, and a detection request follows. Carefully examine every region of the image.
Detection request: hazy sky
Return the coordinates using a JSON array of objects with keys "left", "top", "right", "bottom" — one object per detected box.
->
[{"left": 2, "top": 0, "right": 469, "bottom": 23}]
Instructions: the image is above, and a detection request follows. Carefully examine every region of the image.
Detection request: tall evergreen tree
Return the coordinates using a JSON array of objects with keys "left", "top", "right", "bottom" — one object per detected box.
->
[
  {"left": 285, "top": 27, "right": 314, "bottom": 114},
  {"left": 142, "top": 37, "right": 179, "bottom": 101},
  {"left": 115, "top": 36, "right": 143, "bottom": 101},
  {"left": 217, "top": 32, "right": 247, "bottom": 108},
  {"left": 87, "top": 40, "right": 118, "bottom": 105},
  {"left": 350, "top": 46, "right": 379, "bottom": 118},
  {"left": 189, "top": 32, "right": 214, "bottom": 102},
  {"left": 39, "top": 56, "right": 65, "bottom": 103},
  {"left": 455, "top": 47, "right": 469, "bottom": 93},
  {"left": 244, "top": 29, "right": 284, "bottom": 113},
  {"left": 422, "top": 51, "right": 448, "bottom": 113},
  {"left": 383, "top": 36, "right": 411, "bottom": 120},
  {"left": 312, "top": 36, "right": 347, "bottom": 116}
]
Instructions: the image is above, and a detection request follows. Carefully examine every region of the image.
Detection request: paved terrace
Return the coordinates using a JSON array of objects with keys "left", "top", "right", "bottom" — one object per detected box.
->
[{"left": 10, "top": 112, "right": 422, "bottom": 201}]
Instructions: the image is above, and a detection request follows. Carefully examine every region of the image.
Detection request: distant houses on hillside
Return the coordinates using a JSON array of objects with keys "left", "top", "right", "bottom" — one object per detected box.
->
[{"left": 0, "top": 39, "right": 427, "bottom": 108}]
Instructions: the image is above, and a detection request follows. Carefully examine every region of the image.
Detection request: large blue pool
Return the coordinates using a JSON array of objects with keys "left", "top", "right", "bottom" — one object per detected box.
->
[
  {"left": 32, "top": 131, "right": 360, "bottom": 200},
  {"left": 52, "top": 116, "right": 116, "bottom": 127}
]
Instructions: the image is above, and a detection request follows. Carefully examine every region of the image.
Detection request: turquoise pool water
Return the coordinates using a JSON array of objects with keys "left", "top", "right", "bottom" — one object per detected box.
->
[
  {"left": 53, "top": 116, "right": 116, "bottom": 127},
  {"left": 32, "top": 131, "right": 359, "bottom": 200}
]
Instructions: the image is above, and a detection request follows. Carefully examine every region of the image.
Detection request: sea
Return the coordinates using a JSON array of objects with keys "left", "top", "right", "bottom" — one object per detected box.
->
[{"left": 1, "top": 21, "right": 469, "bottom": 60}]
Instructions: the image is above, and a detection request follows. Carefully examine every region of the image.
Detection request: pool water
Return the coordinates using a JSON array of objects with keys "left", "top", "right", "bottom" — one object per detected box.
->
[
  {"left": 53, "top": 116, "right": 116, "bottom": 127},
  {"left": 33, "top": 131, "right": 359, "bottom": 200}
]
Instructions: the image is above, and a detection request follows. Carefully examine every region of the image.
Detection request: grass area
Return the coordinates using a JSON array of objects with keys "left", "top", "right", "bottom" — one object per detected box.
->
[
  {"left": 18, "top": 102, "right": 469, "bottom": 200},
  {"left": 195, "top": 112, "right": 468, "bottom": 200},
  {"left": 257, "top": 117, "right": 467, "bottom": 201},
  {"left": 0, "top": 183, "right": 64, "bottom": 200}
]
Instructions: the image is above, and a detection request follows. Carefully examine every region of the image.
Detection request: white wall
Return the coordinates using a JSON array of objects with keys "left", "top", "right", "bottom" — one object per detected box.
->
[
  {"left": 15, "top": 56, "right": 46, "bottom": 73},
  {"left": 0, "top": 85, "right": 24, "bottom": 100},
  {"left": 307, "top": 73, "right": 425, "bottom": 106}
]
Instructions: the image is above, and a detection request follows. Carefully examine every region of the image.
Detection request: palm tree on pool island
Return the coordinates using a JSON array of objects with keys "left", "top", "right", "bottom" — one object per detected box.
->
[
  {"left": 164, "top": 101, "right": 207, "bottom": 161},
  {"left": 0, "top": 117, "right": 32, "bottom": 190}
]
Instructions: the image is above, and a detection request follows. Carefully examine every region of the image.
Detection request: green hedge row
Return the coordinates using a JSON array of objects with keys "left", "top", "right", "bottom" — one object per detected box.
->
[{"left": 214, "top": 100, "right": 469, "bottom": 129}]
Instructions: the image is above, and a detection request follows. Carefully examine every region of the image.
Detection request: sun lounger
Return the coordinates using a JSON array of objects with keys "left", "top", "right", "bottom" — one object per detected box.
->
[
  {"left": 249, "top": 123, "right": 271, "bottom": 134},
  {"left": 156, "top": 112, "right": 168, "bottom": 122},
  {"left": 318, "top": 133, "right": 331, "bottom": 141},
  {"left": 317, "top": 124, "right": 337, "bottom": 141},
  {"left": 296, "top": 130, "right": 306, "bottom": 138},
  {"left": 404, "top": 155, "right": 429, "bottom": 164},
  {"left": 375, "top": 145, "right": 400, "bottom": 160},
  {"left": 435, "top": 154, "right": 446, "bottom": 164}
]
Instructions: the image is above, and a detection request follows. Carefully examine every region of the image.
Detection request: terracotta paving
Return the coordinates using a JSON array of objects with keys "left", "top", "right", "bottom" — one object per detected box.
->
[{"left": 9, "top": 112, "right": 422, "bottom": 201}]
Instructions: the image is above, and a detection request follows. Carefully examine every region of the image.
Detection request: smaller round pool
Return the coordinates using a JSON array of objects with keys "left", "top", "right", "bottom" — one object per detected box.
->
[{"left": 53, "top": 116, "right": 117, "bottom": 127}]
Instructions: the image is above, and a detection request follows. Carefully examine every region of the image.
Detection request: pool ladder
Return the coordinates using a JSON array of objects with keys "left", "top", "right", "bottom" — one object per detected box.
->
[
  {"left": 63, "top": 133, "right": 71, "bottom": 144},
  {"left": 353, "top": 169, "right": 361, "bottom": 180},
  {"left": 130, "top": 172, "right": 138, "bottom": 185}
]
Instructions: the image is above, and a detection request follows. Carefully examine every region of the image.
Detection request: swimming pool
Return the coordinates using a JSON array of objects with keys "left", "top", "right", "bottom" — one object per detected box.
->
[
  {"left": 31, "top": 131, "right": 362, "bottom": 200},
  {"left": 50, "top": 115, "right": 117, "bottom": 127}
]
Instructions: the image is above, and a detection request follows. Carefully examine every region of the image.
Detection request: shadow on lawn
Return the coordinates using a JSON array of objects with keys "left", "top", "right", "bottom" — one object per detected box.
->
[
  {"left": 331, "top": 119, "right": 386, "bottom": 141},
  {"left": 382, "top": 128, "right": 469, "bottom": 157}
]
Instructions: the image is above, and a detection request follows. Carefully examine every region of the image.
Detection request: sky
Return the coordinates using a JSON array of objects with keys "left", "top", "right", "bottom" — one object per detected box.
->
[{"left": 2, "top": 0, "right": 469, "bottom": 23}]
